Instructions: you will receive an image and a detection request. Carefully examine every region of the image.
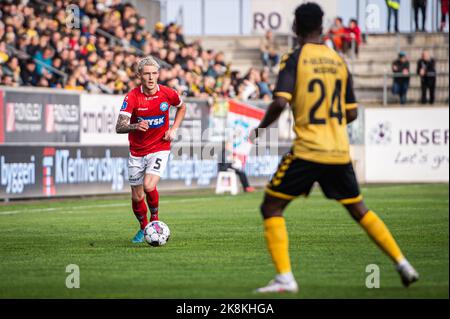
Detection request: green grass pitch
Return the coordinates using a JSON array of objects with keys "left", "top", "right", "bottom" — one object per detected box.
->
[{"left": 0, "top": 184, "right": 448, "bottom": 299}]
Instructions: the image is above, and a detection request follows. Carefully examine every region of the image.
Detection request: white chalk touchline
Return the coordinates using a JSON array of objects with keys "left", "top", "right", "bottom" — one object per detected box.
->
[
  {"left": 0, "top": 203, "right": 128, "bottom": 215},
  {"left": 0, "top": 197, "right": 216, "bottom": 216}
]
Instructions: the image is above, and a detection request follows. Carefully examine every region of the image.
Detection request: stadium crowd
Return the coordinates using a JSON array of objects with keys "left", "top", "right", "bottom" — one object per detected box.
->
[
  {"left": 1, "top": 0, "right": 448, "bottom": 102},
  {"left": 0, "top": 0, "right": 274, "bottom": 100}
]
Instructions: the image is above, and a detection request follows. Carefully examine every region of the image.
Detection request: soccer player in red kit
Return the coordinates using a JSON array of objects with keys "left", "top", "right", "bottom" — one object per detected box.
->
[{"left": 116, "top": 56, "right": 186, "bottom": 243}]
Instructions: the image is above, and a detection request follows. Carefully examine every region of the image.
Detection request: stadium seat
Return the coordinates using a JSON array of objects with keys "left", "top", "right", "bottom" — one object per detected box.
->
[{"left": 215, "top": 171, "right": 239, "bottom": 195}]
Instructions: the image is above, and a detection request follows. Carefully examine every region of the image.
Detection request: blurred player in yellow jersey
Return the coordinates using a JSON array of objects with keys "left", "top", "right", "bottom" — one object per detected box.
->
[{"left": 252, "top": 2, "right": 419, "bottom": 293}]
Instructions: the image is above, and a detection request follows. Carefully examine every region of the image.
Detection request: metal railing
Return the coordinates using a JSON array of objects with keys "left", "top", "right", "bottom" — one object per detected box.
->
[
  {"left": 382, "top": 71, "right": 449, "bottom": 105},
  {"left": 95, "top": 28, "right": 171, "bottom": 69},
  {"left": 6, "top": 44, "right": 69, "bottom": 83},
  {"left": 3, "top": 26, "right": 170, "bottom": 91}
]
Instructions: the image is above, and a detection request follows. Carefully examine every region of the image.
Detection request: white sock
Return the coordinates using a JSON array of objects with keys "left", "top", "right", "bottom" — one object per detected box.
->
[
  {"left": 276, "top": 272, "right": 295, "bottom": 283},
  {"left": 397, "top": 258, "right": 410, "bottom": 269}
]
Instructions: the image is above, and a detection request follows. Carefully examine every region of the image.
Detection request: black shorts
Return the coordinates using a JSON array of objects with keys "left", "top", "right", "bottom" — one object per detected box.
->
[{"left": 266, "top": 152, "right": 362, "bottom": 204}]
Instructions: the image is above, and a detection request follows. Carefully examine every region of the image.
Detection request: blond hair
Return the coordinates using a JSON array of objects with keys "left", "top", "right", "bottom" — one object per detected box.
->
[{"left": 136, "top": 56, "right": 160, "bottom": 74}]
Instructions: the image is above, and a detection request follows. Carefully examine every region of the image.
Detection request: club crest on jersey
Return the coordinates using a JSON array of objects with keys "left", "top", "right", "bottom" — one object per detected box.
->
[
  {"left": 159, "top": 102, "right": 169, "bottom": 112},
  {"left": 138, "top": 115, "right": 166, "bottom": 128}
]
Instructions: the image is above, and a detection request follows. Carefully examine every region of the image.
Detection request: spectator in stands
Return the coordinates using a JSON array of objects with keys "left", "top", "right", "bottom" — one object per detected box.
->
[
  {"left": 175, "top": 46, "right": 189, "bottom": 68},
  {"left": 259, "top": 30, "right": 279, "bottom": 73},
  {"left": 37, "top": 76, "right": 49, "bottom": 88},
  {"left": 165, "top": 22, "right": 178, "bottom": 38},
  {"left": 202, "top": 75, "right": 217, "bottom": 97},
  {"left": 25, "top": 35, "right": 39, "bottom": 57},
  {"left": 16, "top": 34, "right": 30, "bottom": 53},
  {"left": 181, "top": 71, "right": 195, "bottom": 97},
  {"left": 214, "top": 51, "right": 227, "bottom": 67},
  {"left": 413, "top": 0, "right": 427, "bottom": 32},
  {"left": 131, "top": 32, "right": 145, "bottom": 50},
  {"left": 4, "top": 27, "right": 16, "bottom": 46},
  {"left": 346, "top": 19, "right": 362, "bottom": 57},
  {"left": 0, "top": 41, "right": 9, "bottom": 64},
  {"left": 441, "top": 0, "right": 449, "bottom": 31},
  {"left": 153, "top": 22, "right": 165, "bottom": 40},
  {"left": 218, "top": 76, "right": 236, "bottom": 98},
  {"left": 86, "top": 35, "right": 97, "bottom": 53},
  {"left": 0, "top": 0, "right": 277, "bottom": 101},
  {"left": 230, "top": 70, "right": 242, "bottom": 90},
  {"left": 166, "top": 31, "right": 180, "bottom": 52},
  {"left": 257, "top": 68, "right": 272, "bottom": 101},
  {"left": 417, "top": 50, "right": 436, "bottom": 104},
  {"left": 327, "top": 17, "right": 347, "bottom": 54},
  {"left": 166, "top": 50, "right": 177, "bottom": 66},
  {"left": 50, "top": 57, "right": 65, "bottom": 88},
  {"left": 49, "top": 32, "right": 62, "bottom": 53},
  {"left": 175, "top": 25, "right": 186, "bottom": 47},
  {"left": 137, "top": 17, "right": 147, "bottom": 32},
  {"left": 20, "top": 59, "right": 39, "bottom": 86},
  {"left": 78, "top": 36, "right": 90, "bottom": 57},
  {"left": 1, "top": 74, "right": 15, "bottom": 86},
  {"left": 386, "top": 0, "right": 400, "bottom": 33},
  {"left": 0, "top": 20, "right": 5, "bottom": 42},
  {"left": 238, "top": 68, "right": 260, "bottom": 101},
  {"left": 34, "top": 47, "right": 54, "bottom": 76},
  {"left": 392, "top": 51, "right": 410, "bottom": 105},
  {"left": 64, "top": 75, "right": 84, "bottom": 91},
  {"left": 2, "top": 56, "right": 21, "bottom": 85},
  {"left": 190, "top": 73, "right": 204, "bottom": 97}
]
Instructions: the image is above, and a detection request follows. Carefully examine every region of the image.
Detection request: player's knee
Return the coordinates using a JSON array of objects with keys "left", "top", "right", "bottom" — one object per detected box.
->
[
  {"left": 131, "top": 187, "right": 145, "bottom": 202},
  {"left": 260, "top": 202, "right": 283, "bottom": 219},
  {"left": 144, "top": 184, "right": 156, "bottom": 193},
  {"left": 131, "top": 193, "right": 145, "bottom": 203},
  {"left": 356, "top": 201, "right": 369, "bottom": 216},
  {"left": 260, "top": 203, "right": 271, "bottom": 218},
  {"left": 344, "top": 201, "right": 369, "bottom": 221}
]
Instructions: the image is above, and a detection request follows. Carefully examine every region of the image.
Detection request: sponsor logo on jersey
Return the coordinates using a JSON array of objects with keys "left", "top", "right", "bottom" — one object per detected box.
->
[
  {"left": 121, "top": 101, "right": 128, "bottom": 111},
  {"left": 138, "top": 115, "right": 166, "bottom": 128},
  {"left": 159, "top": 102, "right": 169, "bottom": 112}
]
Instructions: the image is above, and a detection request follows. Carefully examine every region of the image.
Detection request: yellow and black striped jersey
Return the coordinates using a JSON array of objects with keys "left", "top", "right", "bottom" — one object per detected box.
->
[{"left": 274, "top": 43, "right": 357, "bottom": 164}]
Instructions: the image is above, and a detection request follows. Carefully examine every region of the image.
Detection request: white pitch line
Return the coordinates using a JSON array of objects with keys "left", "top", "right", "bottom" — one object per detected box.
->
[
  {"left": 0, "top": 203, "right": 128, "bottom": 216},
  {"left": 0, "top": 197, "right": 216, "bottom": 216}
]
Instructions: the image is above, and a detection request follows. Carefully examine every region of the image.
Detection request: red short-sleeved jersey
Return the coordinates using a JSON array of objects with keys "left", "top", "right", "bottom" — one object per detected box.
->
[{"left": 120, "top": 85, "right": 183, "bottom": 157}]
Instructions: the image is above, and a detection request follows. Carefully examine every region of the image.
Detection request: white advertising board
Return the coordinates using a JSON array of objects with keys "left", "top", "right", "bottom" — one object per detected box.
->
[
  {"left": 80, "top": 94, "right": 128, "bottom": 145},
  {"left": 364, "top": 107, "right": 449, "bottom": 183}
]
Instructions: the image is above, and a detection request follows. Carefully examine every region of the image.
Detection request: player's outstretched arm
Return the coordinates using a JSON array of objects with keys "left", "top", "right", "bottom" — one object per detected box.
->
[{"left": 115, "top": 114, "right": 148, "bottom": 134}]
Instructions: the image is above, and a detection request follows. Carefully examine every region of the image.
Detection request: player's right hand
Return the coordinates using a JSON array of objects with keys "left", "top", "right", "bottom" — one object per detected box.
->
[{"left": 135, "top": 121, "right": 149, "bottom": 132}]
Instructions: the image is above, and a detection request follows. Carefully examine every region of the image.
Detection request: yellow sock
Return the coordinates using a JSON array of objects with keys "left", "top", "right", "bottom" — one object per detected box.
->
[
  {"left": 263, "top": 217, "right": 292, "bottom": 274},
  {"left": 360, "top": 211, "right": 405, "bottom": 263}
]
